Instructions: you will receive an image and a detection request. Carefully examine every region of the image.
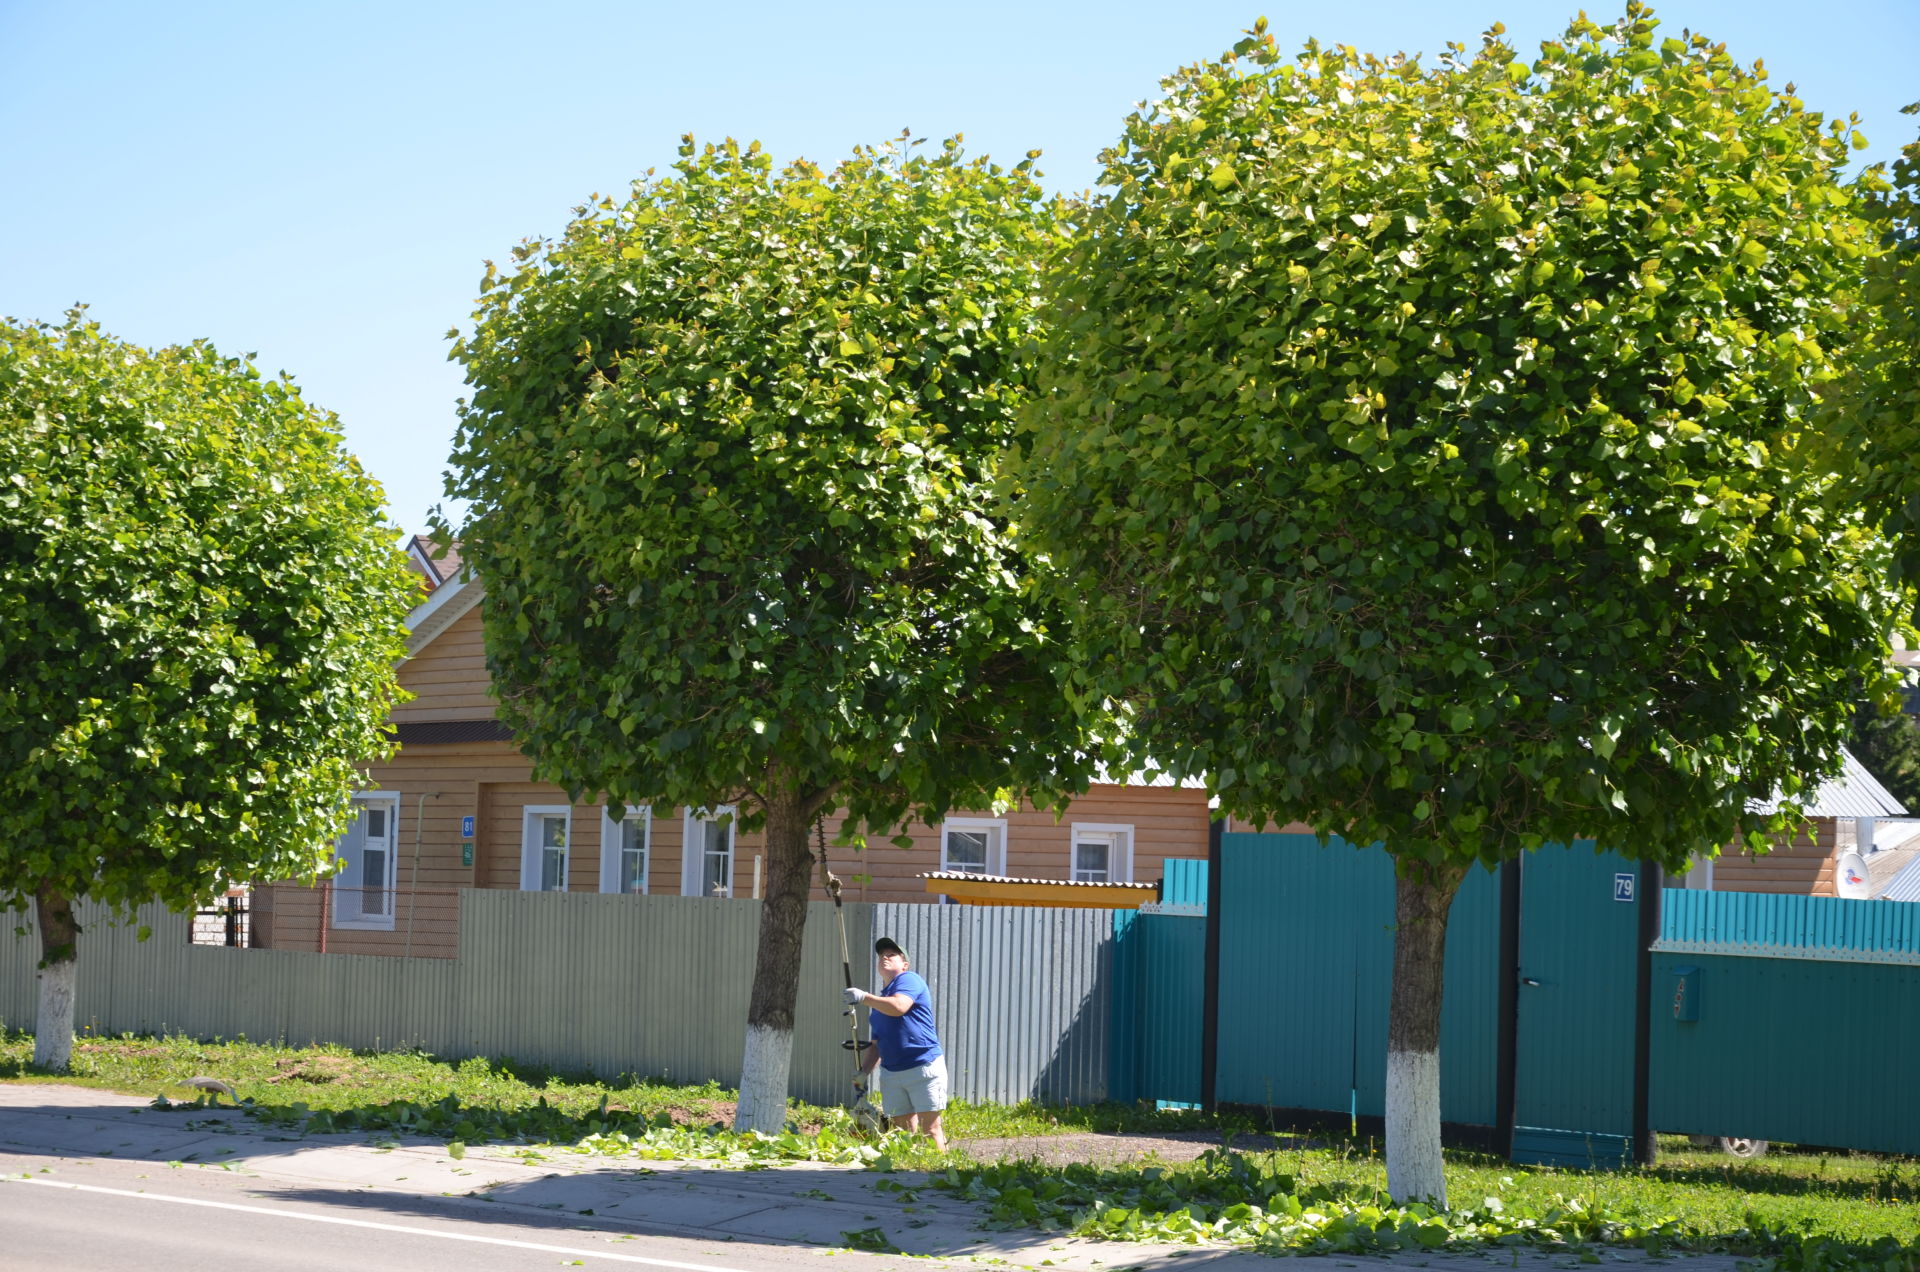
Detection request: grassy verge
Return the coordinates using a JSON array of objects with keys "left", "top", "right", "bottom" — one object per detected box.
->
[
  {"left": 4, "top": 1030, "right": 1917, "bottom": 1268},
  {"left": 929, "top": 1143, "right": 1920, "bottom": 1267},
  {"left": 0, "top": 1026, "right": 1228, "bottom": 1144}
]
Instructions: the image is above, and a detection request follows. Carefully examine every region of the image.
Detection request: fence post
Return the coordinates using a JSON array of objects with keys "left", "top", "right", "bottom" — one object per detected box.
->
[
  {"left": 1201, "top": 817, "right": 1223, "bottom": 1113},
  {"left": 1496, "top": 855, "right": 1521, "bottom": 1157},
  {"left": 1632, "top": 861, "right": 1662, "bottom": 1165}
]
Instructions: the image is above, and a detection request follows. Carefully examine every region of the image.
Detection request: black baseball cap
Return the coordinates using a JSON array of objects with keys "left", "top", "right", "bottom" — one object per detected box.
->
[{"left": 875, "top": 937, "right": 906, "bottom": 958}]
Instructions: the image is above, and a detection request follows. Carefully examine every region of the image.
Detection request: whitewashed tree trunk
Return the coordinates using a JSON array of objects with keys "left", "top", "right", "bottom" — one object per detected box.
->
[
  {"left": 1384, "top": 1047, "right": 1443, "bottom": 1203},
  {"left": 731, "top": 769, "right": 819, "bottom": 1134},
  {"left": 1384, "top": 858, "right": 1469, "bottom": 1207},
  {"left": 33, "top": 887, "right": 79, "bottom": 1072},
  {"left": 736, "top": 1022, "right": 794, "bottom": 1134}
]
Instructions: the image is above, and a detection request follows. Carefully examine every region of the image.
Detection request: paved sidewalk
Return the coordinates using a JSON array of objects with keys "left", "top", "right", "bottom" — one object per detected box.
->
[{"left": 0, "top": 1083, "right": 1745, "bottom": 1272}]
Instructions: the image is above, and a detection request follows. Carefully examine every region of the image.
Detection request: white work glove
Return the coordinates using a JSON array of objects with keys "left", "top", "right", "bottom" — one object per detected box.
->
[{"left": 843, "top": 987, "right": 865, "bottom": 1005}]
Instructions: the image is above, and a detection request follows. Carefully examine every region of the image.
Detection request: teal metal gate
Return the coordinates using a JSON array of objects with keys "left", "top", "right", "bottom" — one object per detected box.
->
[{"left": 1511, "top": 843, "right": 1644, "bottom": 1166}]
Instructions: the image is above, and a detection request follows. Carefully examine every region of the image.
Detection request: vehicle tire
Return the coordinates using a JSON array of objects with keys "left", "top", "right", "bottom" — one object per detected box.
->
[{"left": 1718, "top": 1137, "right": 1768, "bottom": 1158}]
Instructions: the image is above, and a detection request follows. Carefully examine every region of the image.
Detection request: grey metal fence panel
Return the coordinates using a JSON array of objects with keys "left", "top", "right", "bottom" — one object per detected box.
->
[
  {"left": 872, "top": 902, "right": 1115, "bottom": 1106},
  {"left": 452, "top": 890, "right": 867, "bottom": 1105},
  {"left": 3, "top": 890, "right": 1086, "bottom": 1112}
]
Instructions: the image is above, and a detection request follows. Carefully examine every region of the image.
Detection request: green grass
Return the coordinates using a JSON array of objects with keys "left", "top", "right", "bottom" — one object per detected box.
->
[
  {"left": 5, "top": 1028, "right": 1917, "bottom": 1268},
  {"left": 0, "top": 1025, "right": 1215, "bottom": 1141}
]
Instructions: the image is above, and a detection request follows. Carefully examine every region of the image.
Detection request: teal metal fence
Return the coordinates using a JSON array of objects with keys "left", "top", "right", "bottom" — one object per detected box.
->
[
  {"left": 1159, "top": 859, "right": 1210, "bottom": 909},
  {"left": 1212, "top": 833, "right": 1501, "bottom": 1129},
  {"left": 1110, "top": 910, "right": 1206, "bottom": 1105},
  {"left": 1661, "top": 888, "right": 1920, "bottom": 963},
  {"left": 1652, "top": 889, "right": 1920, "bottom": 1156}
]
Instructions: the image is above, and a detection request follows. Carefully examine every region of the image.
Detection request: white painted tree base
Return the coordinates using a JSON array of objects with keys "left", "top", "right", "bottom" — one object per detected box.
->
[
  {"left": 734, "top": 1023, "right": 794, "bottom": 1134},
  {"left": 34, "top": 959, "right": 75, "bottom": 1072},
  {"left": 1385, "top": 1047, "right": 1446, "bottom": 1206}
]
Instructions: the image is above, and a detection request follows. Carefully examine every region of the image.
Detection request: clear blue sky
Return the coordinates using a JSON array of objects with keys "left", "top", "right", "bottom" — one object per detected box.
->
[{"left": 4, "top": 1, "right": 1914, "bottom": 534}]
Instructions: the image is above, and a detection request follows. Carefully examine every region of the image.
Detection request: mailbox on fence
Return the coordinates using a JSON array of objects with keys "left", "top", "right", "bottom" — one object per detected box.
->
[{"left": 1671, "top": 966, "right": 1700, "bottom": 1022}]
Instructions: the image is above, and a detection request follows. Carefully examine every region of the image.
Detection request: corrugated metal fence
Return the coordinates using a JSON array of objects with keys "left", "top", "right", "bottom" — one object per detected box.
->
[
  {"left": 0, "top": 891, "right": 876, "bottom": 1106},
  {"left": 1651, "top": 890, "right": 1920, "bottom": 1155},
  {"left": 870, "top": 902, "right": 1117, "bottom": 1105},
  {"left": 1, "top": 891, "right": 1155, "bottom": 1109},
  {"left": 1213, "top": 832, "right": 1502, "bottom": 1128}
]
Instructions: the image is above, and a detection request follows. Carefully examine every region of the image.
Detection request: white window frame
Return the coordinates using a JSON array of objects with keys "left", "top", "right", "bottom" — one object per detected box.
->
[
  {"left": 520, "top": 805, "right": 573, "bottom": 892},
  {"left": 600, "top": 804, "right": 652, "bottom": 895},
  {"left": 332, "top": 792, "right": 401, "bottom": 930},
  {"left": 681, "top": 806, "right": 737, "bottom": 898},
  {"left": 1070, "top": 822, "right": 1135, "bottom": 884},
  {"left": 939, "top": 817, "right": 1007, "bottom": 876}
]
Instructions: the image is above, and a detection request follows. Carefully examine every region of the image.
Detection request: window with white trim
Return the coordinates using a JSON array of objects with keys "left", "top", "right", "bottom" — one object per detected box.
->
[
  {"left": 1070, "top": 823, "right": 1135, "bottom": 883},
  {"left": 333, "top": 793, "right": 400, "bottom": 929},
  {"left": 600, "top": 805, "right": 651, "bottom": 894},
  {"left": 521, "top": 806, "right": 572, "bottom": 892},
  {"left": 940, "top": 818, "right": 1006, "bottom": 876},
  {"left": 682, "top": 806, "right": 736, "bottom": 897}
]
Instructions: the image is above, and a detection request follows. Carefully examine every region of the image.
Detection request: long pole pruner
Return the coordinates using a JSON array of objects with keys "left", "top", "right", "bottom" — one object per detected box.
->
[{"left": 817, "top": 818, "right": 882, "bottom": 1133}]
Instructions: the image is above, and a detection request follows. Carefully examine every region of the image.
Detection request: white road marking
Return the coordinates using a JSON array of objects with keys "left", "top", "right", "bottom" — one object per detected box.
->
[{"left": 4, "top": 1175, "right": 755, "bottom": 1269}]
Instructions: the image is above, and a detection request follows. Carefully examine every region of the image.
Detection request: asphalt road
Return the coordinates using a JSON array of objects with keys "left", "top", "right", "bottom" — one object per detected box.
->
[{"left": 0, "top": 1153, "right": 945, "bottom": 1272}]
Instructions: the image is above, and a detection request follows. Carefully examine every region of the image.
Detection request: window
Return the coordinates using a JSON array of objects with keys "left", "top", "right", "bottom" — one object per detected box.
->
[
  {"left": 600, "top": 805, "right": 651, "bottom": 894},
  {"left": 333, "top": 793, "right": 400, "bottom": 929},
  {"left": 682, "top": 807, "right": 736, "bottom": 897},
  {"left": 1070, "top": 823, "right": 1135, "bottom": 883},
  {"left": 521, "top": 806, "right": 572, "bottom": 892},
  {"left": 940, "top": 818, "right": 1006, "bottom": 876}
]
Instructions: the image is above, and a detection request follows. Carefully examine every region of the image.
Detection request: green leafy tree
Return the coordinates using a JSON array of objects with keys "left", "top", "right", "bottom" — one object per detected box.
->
[
  {"left": 1849, "top": 688, "right": 1920, "bottom": 812},
  {"left": 1834, "top": 104, "right": 1920, "bottom": 581},
  {"left": 0, "top": 314, "right": 415, "bottom": 1071},
  {"left": 444, "top": 135, "right": 1091, "bottom": 1132},
  {"left": 1016, "top": 7, "right": 1904, "bottom": 1202}
]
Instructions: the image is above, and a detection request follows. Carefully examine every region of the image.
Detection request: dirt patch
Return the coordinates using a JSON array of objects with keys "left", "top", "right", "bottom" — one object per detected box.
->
[
  {"left": 653, "top": 1100, "right": 739, "bottom": 1128},
  {"left": 957, "top": 1129, "right": 1314, "bottom": 1167},
  {"left": 265, "top": 1055, "right": 358, "bottom": 1085}
]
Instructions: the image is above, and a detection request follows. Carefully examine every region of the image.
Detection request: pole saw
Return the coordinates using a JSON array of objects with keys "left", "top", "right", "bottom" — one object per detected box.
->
[{"left": 817, "top": 818, "right": 885, "bottom": 1134}]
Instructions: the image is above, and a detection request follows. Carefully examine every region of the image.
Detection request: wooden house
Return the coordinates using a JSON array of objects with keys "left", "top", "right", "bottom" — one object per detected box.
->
[{"left": 251, "top": 549, "right": 1229, "bottom": 957}]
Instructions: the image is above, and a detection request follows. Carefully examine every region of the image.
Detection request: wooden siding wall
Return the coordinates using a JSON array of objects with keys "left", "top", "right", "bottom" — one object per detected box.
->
[
  {"left": 392, "top": 604, "right": 496, "bottom": 723},
  {"left": 1707, "top": 819, "right": 1839, "bottom": 896},
  {"left": 258, "top": 740, "right": 1215, "bottom": 956}
]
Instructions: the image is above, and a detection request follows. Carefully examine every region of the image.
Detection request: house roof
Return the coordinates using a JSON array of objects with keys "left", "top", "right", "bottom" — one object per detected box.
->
[
  {"left": 404, "top": 574, "right": 485, "bottom": 657},
  {"left": 1750, "top": 746, "right": 1906, "bottom": 819},
  {"left": 918, "top": 871, "right": 1159, "bottom": 890},
  {"left": 404, "top": 535, "right": 463, "bottom": 591},
  {"left": 1880, "top": 853, "right": 1920, "bottom": 903}
]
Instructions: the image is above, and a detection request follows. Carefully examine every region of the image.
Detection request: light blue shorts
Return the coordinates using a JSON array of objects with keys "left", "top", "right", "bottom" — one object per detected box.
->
[{"left": 878, "top": 1054, "right": 948, "bottom": 1116}]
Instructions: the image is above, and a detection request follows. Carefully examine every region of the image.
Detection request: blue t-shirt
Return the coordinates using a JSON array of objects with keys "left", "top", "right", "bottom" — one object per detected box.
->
[{"left": 869, "top": 970, "right": 943, "bottom": 1070}]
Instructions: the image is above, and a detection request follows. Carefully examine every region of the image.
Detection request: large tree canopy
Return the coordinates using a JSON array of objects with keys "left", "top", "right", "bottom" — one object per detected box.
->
[
  {"left": 446, "top": 135, "right": 1091, "bottom": 1131},
  {"left": 1017, "top": 7, "right": 1905, "bottom": 1202},
  {"left": 0, "top": 314, "right": 414, "bottom": 1069},
  {"left": 1834, "top": 104, "right": 1920, "bottom": 582}
]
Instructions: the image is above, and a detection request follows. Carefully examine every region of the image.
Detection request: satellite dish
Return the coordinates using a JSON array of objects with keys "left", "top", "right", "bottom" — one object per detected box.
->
[{"left": 1835, "top": 850, "right": 1872, "bottom": 900}]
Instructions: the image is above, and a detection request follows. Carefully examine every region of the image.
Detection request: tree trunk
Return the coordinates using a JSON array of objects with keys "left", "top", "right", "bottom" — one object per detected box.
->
[
  {"left": 33, "top": 885, "right": 79, "bottom": 1073},
  {"left": 733, "top": 773, "right": 816, "bottom": 1133},
  {"left": 1384, "top": 857, "right": 1469, "bottom": 1206}
]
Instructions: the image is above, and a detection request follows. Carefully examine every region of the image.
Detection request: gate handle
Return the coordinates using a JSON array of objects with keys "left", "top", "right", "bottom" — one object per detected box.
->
[{"left": 1520, "top": 976, "right": 1543, "bottom": 987}]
